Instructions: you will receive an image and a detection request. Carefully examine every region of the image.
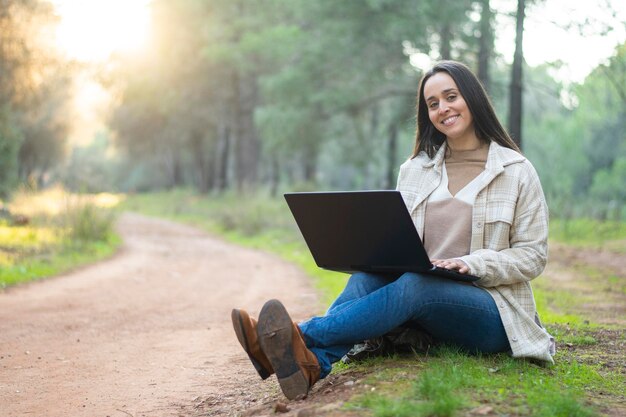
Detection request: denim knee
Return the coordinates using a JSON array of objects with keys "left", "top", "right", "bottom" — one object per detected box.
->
[
  {"left": 327, "top": 272, "right": 387, "bottom": 314},
  {"left": 344, "top": 272, "right": 389, "bottom": 298},
  {"left": 388, "top": 273, "right": 472, "bottom": 317},
  {"left": 390, "top": 273, "right": 434, "bottom": 306}
]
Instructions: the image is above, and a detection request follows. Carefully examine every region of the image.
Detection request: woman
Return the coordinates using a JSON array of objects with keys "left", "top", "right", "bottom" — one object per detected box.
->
[{"left": 231, "top": 60, "right": 554, "bottom": 400}]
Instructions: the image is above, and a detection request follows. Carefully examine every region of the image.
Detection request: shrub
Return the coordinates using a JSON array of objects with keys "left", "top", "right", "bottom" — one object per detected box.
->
[{"left": 63, "top": 199, "right": 116, "bottom": 243}]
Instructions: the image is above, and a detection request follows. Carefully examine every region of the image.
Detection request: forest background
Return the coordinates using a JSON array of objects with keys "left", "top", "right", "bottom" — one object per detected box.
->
[
  {"left": 1, "top": 1, "right": 625, "bottom": 415},
  {"left": 0, "top": 0, "right": 624, "bottom": 221}
]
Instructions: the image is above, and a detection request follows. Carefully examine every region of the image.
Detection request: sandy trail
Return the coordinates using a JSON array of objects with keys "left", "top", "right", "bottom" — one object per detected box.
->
[{"left": 0, "top": 213, "right": 321, "bottom": 417}]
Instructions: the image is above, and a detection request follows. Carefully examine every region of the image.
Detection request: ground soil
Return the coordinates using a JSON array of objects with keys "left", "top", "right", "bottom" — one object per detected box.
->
[
  {"left": 1, "top": 214, "right": 624, "bottom": 417},
  {"left": 0, "top": 213, "right": 323, "bottom": 417},
  {"left": 543, "top": 241, "right": 626, "bottom": 326}
]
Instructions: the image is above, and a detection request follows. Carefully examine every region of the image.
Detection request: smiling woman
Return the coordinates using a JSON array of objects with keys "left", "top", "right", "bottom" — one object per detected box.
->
[{"left": 53, "top": 0, "right": 151, "bottom": 62}]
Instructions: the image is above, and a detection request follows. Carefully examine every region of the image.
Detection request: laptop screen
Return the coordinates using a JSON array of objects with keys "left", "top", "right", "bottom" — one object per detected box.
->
[{"left": 284, "top": 191, "right": 431, "bottom": 272}]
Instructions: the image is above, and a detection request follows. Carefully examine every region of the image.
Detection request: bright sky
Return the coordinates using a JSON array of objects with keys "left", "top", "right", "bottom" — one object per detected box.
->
[
  {"left": 494, "top": 0, "right": 626, "bottom": 83},
  {"left": 410, "top": 1, "right": 626, "bottom": 84},
  {"left": 52, "top": 0, "right": 151, "bottom": 62},
  {"left": 51, "top": 0, "right": 152, "bottom": 145}
]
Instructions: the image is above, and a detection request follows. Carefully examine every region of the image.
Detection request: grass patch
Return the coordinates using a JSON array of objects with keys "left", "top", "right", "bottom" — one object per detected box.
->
[
  {"left": 349, "top": 348, "right": 612, "bottom": 417},
  {"left": 0, "top": 235, "right": 121, "bottom": 287},
  {"left": 533, "top": 283, "right": 591, "bottom": 326},
  {"left": 550, "top": 218, "right": 626, "bottom": 251},
  {"left": 0, "top": 188, "right": 121, "bottom": 288}
]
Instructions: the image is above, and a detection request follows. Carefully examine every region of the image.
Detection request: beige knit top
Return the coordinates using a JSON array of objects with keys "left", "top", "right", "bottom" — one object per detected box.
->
[{"left": 423, "top": 145, "right": 489, "bottom": 260}]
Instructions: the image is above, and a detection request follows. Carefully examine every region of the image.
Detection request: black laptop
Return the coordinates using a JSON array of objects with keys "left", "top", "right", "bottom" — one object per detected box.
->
[{"left": 284, "top": 190, "right": 480, "bottom": 282}]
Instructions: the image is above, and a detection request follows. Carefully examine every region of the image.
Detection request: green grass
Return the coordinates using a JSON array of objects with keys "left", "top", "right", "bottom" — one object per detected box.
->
[
  {"left": 550, "top": 218, "right": 626, "bottom": 251},
  {"left": 348, "top": 348, "right": 615, "bottom": 417},
  {"left": 550, "top": 327, "right": 598, "bottom": 346},
  {"left": 122, "top": 190, "right": 625, "bottom": 417},
  {"left": 0, "top": 235, "right": 121, "bottom": 287},
  {"left": 533, "top": 284, "right": 591, "bottom": 326},
  {"left": 0, "top": 189, "right": 121, "bottom": 288}
]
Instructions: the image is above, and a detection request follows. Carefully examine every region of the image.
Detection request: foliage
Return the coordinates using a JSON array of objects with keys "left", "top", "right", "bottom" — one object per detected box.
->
[
  {"left": 1, "top": 0, "right": 624, "bottom": 222},
  {"left": 0, "top": 106, "right": 23, "bottom": 200},
  {"left": 0, "top": 0, "right": 71, "bottom": 194},
  {"left": 0, "top": 189, "right": 121, "bottom": 288},
  {"left": 98, "top": 1, "right": 626, "bottom": 221},
  {"left": 106, "top": 0, "right": 491, "bottom": 195},
  {"left": 549, "top": 218, "right": 626, "bottom": 248},
  {"left": 61, "top": 131, "right": 121, "bottom": 192},
  {"left": 62, "top": 200, "right": 116, "bottom": 243},
  {"left": 525, "top": 44, "right": 626, "bottom": 220}
]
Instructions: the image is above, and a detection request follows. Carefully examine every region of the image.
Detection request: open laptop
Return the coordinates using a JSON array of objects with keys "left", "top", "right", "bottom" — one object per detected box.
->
[{"left": 284, "top": 190, "right": 480, "bottom": 282}]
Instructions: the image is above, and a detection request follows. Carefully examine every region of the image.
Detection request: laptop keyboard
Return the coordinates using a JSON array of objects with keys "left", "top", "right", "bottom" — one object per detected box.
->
[{"left": 431, "top": 266, "right": 480, "bottom": 282}]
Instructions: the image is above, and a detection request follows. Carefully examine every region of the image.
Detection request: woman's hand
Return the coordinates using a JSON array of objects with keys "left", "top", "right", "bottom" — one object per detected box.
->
[{"left": 431, "top": 258, "right": 470, "bottom": 274}]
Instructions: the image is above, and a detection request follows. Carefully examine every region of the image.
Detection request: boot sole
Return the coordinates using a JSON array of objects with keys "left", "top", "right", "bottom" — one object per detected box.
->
[
  {"left": 231, "top": 309, "right": 271, "bottom": 380},
  {"left": 257, "top": 299, "right": 309, "bottom": 400}
]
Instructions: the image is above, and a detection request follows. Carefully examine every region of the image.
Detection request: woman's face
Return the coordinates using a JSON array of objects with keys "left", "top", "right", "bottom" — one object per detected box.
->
[{"left": 423, "top": 72, "right": 475, "bottom": 145}]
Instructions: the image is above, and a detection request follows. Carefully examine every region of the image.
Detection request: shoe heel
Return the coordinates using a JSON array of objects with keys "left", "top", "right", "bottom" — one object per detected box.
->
[
  {"left": 231, "top": 309, "right": 271, "bottom": 380},
  {"left": 258, "top": 299, "right": 310, "bottom": 399},
  {"left": 249, "top": 355, "right": 271, "bottom": 380},
  {"left": 278, "top": 370, "right": 309, "bottom": 400}
]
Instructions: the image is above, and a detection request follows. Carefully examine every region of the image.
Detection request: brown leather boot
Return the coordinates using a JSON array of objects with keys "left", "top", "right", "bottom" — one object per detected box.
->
[
  {"left": 231, "top": 309, "right": 274, "bottom": 380},
  {"left": 257, "top": 299, "right": 320, "bottom": 400}
]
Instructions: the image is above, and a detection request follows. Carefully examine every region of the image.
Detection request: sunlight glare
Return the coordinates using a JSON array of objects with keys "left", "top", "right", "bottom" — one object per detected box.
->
[
  {"left": 493, "top": 0, "right": 626, "bottom": 83},
  {"left": 54, "top": 0, "right": 151, "bottom": 62}
]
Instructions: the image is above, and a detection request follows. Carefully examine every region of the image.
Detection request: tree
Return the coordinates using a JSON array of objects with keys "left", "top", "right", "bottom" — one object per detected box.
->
[
  {"left": 0, "top": 0, "right": 69, "bottom": 196},
  {"left": 0, "top": 106, "right": 22, "bottom": 200},
  {"left": 523, "top": 43, "right": 626, "bottom": 219},
  {"left": 477, "top": 0, "right": 494, "bottom": 93},
  {"left": 106, "top": 0, "right": 551, "bottom": 195},
  {"left": 0, "top": 0, "right": 31, "bottom": 200},
  {"left": 18, "top": 68, "right": 71, "bottom": 186},
  {"left": 508, "top": 0, "right": 525, "bottom": 147}
]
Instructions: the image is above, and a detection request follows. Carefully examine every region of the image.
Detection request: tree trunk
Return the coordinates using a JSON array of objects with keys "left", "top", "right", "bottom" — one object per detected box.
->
[
  {"left": 162, "top": 146, "right": 182, "bottom": 190},
  {"left": 190, "top": 130, "right": 212, "bottom": 194},
  {"left": 215, "top": 122, "right": 230, "bottom": 192},
  {"left": 440, "top": 22, "right": 452, "bottom": 60},
  {"left": 269, "top": 156, "right": 280, "bottom": 197},
  {"left": 477, "top": 0, "right": 493, "bottom": 93},
  {"left": 303, "top": 151, "right": 317, "bottom": 183},
  {"left": 232, "top": 72, "right": 260, "bottom": 192},
  {"left": 385, "top": 123, "right": 398, "bottom": 190},
  {"left": 508, "top": 0, "right": 525, "bottom": 148}
]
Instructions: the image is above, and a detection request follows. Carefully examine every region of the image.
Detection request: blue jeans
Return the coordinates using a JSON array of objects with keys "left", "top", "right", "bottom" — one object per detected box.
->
[{"left": 298, "top": 272, "right": 510, "bottom": 378}]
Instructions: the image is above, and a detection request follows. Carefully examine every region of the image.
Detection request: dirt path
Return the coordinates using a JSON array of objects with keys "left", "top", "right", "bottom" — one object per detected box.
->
[{"left": 0, "top": 213, "right": 321, "bottom": 417}]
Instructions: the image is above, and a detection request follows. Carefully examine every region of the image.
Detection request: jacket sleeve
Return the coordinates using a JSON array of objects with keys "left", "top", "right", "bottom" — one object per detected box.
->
[{"left": 459, "top": 162, "right": 549, "bottom": 287}]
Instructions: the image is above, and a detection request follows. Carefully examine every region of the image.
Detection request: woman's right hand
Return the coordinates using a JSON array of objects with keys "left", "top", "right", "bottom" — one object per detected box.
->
[{"left": 431, "top": 258, "right": 470, "bottom": 274}]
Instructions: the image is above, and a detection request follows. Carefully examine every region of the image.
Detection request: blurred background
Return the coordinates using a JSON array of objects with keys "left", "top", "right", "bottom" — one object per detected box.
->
[
  {"left": 2, "top": 4, "right": 624, "bottom": 413},
  {"left": 0, "top": 0, "right": 625, "bottom": 219}
]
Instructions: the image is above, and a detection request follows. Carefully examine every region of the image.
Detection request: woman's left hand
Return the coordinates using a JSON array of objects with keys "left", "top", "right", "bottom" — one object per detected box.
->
[{"left": 431, "top": 258, "right": 470, "bottom": 274}]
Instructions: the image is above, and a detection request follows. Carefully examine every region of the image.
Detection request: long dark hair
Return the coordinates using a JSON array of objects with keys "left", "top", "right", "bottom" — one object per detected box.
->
[{"left": 412, "top": 60, "right": 520, "bottom": 159}]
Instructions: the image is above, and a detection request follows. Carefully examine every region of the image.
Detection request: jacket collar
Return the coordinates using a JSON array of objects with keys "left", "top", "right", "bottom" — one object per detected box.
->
[
  {"left": 408, "top": 141, "right": 526, "bottom": 217},
  {"left": 485, "top": 141, "right": 526, "bottom": 172},
  {"left": 420, "top": 141, "right": 526, "bottom": 172}
]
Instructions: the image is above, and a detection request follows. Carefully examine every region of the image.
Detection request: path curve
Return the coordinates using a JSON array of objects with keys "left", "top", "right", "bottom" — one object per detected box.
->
[{"left": 0, "top": 213, "right": 321, "bottom": 417}]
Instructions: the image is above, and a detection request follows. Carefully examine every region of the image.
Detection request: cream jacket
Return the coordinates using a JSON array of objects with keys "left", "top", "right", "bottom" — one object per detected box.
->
[{"left": 396, "top": 141, "right": 554, "bottom": 363}]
